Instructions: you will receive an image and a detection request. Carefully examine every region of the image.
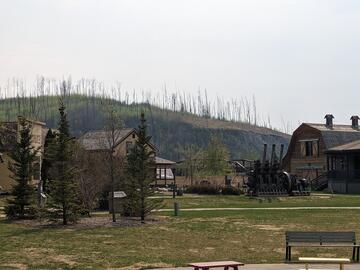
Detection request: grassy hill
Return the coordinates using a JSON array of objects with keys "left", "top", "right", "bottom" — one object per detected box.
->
[{"left": 0, "top": 95, "right": 290, "bottom": 160}]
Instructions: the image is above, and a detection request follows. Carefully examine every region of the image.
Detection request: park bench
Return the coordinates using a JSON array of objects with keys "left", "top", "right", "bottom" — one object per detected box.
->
[
  {"left": 188, "top": 260, "right": 244, "bottom": 270},
  {"left": 285, "top": 231, "right": 360, "bottom": 262},
  {"left": 299, "top": 257, "right": 350, "bottom": 270}
]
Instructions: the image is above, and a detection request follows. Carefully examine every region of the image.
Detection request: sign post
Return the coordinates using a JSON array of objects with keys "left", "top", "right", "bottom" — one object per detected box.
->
[
  {"left": 109, "top": 191, "right": 127, "bottom": 216},
  {"left": 113, "top": 191, "right": 127, "bottom": 199}
]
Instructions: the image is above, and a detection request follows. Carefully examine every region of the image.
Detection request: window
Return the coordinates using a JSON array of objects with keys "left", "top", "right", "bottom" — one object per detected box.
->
[
  {"left": 300, "top": 140, "right": 319, "bottom": 157},
  {"left": 126, "top": 141, "right": 133, "bottom": 154},
  {"left": 305, "top": 141, "right": 313, "bottom": 157}
]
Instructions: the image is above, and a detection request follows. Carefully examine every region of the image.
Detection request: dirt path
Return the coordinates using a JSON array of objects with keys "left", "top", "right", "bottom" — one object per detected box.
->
[
  {"left": 155, "top": 206, "right": 360, "bottom": 212},
  {"left": 153, "top": 263, "right": 360, "bottom": 270}
]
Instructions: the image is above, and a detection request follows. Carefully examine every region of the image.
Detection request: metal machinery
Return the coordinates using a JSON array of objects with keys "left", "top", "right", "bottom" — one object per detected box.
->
[{"left": 246, "top": 144, "right": 310, "bottom": 196}]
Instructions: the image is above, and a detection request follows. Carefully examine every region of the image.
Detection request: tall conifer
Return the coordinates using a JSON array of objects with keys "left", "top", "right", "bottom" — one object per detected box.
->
[
  {"left": 124, "top": 113, "right": 161, "bottom": 223},
  {"left": 48, "top": 100, "right": 79, "bottom": 225},
  {"left": 5, "top": 117, "right": 37, "bottom": 219}
]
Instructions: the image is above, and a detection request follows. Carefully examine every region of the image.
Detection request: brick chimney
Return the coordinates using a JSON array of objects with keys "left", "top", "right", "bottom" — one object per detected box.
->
[
  {"left": 351, "top": 115, "right": 359, "bottom": 129},
  {"left": 324, "top": 114, "right": 334, "bottom": 128}
]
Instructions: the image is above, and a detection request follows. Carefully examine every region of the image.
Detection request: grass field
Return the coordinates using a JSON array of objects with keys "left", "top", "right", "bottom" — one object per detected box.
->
[
  {"left": 1, "top": 195, "right": 360, "bottom": 269},
  {"left": 161, "top": 193, "right": 360, "bottom": 209}
]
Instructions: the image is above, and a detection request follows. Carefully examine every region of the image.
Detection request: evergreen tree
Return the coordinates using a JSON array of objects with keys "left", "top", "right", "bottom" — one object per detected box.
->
[
  {"left": 48, "top": 100, "right": 80, "bottom": 225},
  {"left": 5, "top": 117, "right": 37, "bottom": 219},
  {"left": 41, "top": 129, "right": 56, "bottom": 193},
  {"left": 124, "top": 113, "right": 161, "bottom": 223}
]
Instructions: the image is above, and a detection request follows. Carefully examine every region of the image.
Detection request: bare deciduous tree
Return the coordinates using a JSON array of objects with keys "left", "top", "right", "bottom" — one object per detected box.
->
[
  {"left": 75, "top": 144, "right": 108, "bottom": 216},
  {"left": 102, "top": 105, "right": 124, "bottom": 222}
]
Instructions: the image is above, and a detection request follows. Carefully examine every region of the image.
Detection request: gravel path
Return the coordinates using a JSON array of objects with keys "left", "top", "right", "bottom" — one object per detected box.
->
[
  {"left": 155, "top": 206, "right": 360, "bottom": 212},
  {"left": 152, "top": 263, "right": 359, "bottom": 270}
]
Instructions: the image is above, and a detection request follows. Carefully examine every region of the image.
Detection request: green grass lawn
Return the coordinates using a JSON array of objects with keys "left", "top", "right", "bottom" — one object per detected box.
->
[
  {"left": 161, "top": 193, "right": 360, "bottom": 209},
  {"left": 1, "top": 194, "right": 360, "bottom": 269}
]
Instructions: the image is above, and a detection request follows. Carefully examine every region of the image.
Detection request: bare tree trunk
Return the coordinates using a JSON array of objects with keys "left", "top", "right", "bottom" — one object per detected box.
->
[{"left": 110, "top": 153, "right": 116, "bottom": 222}]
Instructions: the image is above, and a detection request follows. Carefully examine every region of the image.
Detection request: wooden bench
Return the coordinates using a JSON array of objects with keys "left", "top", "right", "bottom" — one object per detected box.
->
[
  {"left": 285, "top": 231, "right": 360, "bottom": 262},
  {"left": 299, "top": 257, "right": 350, "bottom": 270},
  {"left": 188, "top": 261, "right": 244, "bottom": 270}
]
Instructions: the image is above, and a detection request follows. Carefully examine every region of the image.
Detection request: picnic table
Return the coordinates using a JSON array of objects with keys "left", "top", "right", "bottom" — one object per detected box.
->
[
  {"left": 188, "top": 260, "right": 244, "bottom": 270},
  {"left": 299, "top": 257, "right": 350, "bottom": 270}
]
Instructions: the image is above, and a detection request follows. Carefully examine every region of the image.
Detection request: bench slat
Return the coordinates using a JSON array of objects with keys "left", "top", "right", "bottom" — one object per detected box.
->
[
  {"left": 286, "top": 232, "right": 357, "bottom": 244},
  {"left": 299, "top": 257, "right": 350, "bottom": 263},
  {"left": 288, "top": 243, "right": 358, "bottom": 247}
]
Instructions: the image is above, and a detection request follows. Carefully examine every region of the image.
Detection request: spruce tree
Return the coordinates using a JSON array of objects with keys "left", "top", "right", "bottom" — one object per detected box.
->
[
  {"left": 5, "top": 118, "right": 37, "bottom": 219},
  {"left": 124, "top": 113, "right": 161, "bottom": 223},
  {"left": 41, "top": 129, "right": 55, "bottom": 193},
  {"left": 48, "top": 100, "right": 79, "bottom": 225}
]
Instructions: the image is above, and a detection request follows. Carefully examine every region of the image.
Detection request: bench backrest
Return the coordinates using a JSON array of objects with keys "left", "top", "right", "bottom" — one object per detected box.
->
[{"left": 286, "top": 231, "right": 357, "bottom": 244}]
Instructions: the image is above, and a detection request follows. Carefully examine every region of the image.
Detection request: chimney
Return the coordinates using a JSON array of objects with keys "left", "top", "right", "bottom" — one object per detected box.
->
[
  {"left": 270, "top": 144, "right": 276, "bottom": 166},
  {"left": 324, "top": 114, "right": 334, "bottom": 128},
  {"left": 279, "top": 144, "right": 284, "bottom": 168},
  {"left": 262, "top": 144, "right": 267, "bottom": 163},
  {"left": 351, "top": 115, "right": 359, "bottom": 129}
]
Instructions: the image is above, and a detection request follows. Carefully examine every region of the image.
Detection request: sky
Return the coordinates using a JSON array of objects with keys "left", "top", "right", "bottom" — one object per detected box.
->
[{"left": 1, "top": 0, "right": 360, "bottom": 130}]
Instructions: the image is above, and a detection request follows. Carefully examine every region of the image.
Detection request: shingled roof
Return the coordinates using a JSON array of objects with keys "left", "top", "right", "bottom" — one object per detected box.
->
[
  {"left": 304, "top": 123, "right": 360, "bottom": 149},
  {"left": 79, "top": 128, "right": 135, "bottom": 151},
  {"left": 155, "top": 156, "right": 176, "bottom": 165},
  {"left": 326, "top": 139, "right": 360, "bottom": 153}
]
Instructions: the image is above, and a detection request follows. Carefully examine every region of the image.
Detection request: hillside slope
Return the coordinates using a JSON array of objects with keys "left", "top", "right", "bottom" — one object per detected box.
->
[{"left": 0, "top": 95, "right": 290, "bottom": 160}]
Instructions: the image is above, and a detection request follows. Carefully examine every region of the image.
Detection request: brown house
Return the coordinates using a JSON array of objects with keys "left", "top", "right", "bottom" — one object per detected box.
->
[
  {"left": 283, "top": 115, "right": 360, "bottom": 185},
  {"left": 79, "top": 128, "right": 176, "bottom": 186},
  {"left": 79, "top": 128, "right": 154, "bottom": 156},
  {"left": 0, "top": 117, "right": 47, "bottom": 191}
]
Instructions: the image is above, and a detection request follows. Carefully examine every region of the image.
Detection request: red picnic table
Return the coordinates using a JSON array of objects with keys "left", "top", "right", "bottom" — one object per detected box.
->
[{"left": 188, "top": 260, "right": 244, "bottom": 270}]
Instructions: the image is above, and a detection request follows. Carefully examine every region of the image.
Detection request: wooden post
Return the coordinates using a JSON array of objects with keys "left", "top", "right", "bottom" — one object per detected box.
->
[
  {"left": 174, "top": 202, "right": 179, "bottom": 216},
  {"left": 155, "top": 168, "right": 158, "bottom": 186},
  {"left": 173, "top": 167, "right": 176, "bottom": 199},
  {"left": 346, "top": 155, "right": 350, "bottom": 193}
]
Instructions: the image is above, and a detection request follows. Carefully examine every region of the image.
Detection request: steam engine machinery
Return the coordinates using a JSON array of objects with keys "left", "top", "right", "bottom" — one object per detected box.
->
[{"left": 246, "top": 144, "right": 310, "bottom": 196}]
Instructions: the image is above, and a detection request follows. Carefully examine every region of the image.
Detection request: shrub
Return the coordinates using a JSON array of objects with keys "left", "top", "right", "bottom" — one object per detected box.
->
[
  {"left": 185, "top": 185, "right": 221, "bottom": 195},
  {"left": 221, "top": 186, "right": 241, "bottom": 195},
  {"left": 4, "top": 205, "right": 37, "bottom": 219}
]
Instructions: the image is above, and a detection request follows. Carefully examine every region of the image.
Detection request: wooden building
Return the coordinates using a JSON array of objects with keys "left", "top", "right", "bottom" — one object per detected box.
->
[
  {"left": 283, "top": 115, "right": 360, "bottom": 187},
  {"left": 79, "top": 128, "right": 175, "bottom": 186},
  {"left": 79, "top": 128, "right": 153, "bottom": 156},
  {"left": 155, "top": 157, "right": 176, "bottom": 186},
  {"left": 0, "top": 117, "right": 46, "bottom": 191},
  {"left": 326, "top": 140, "right": 360, "bottom": 194}
]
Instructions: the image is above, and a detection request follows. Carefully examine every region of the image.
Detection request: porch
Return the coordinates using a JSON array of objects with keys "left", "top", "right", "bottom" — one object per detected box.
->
[
  {"left": 154, "top": 156, "right": 176, "bottom": 187},
  {"left": 326, "top": 140, "right": 360, "bottom": 194}
]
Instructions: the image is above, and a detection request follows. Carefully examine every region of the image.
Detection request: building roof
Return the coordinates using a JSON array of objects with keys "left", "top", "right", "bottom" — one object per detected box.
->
[
  {"left": 305, "top": 123, "right": 360, "bottom": 132},
  {"left": 304, "top": 123, "right": 360, "bottom": 149},
  {"left": 326, "top": 139, "right": 360, "bottom": 153},
  {"left": 155, "top": 156, "right": 176, "bottom": 165},
  {"left": 79, "top": 128, "right": 135, "bottom": 151}
]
